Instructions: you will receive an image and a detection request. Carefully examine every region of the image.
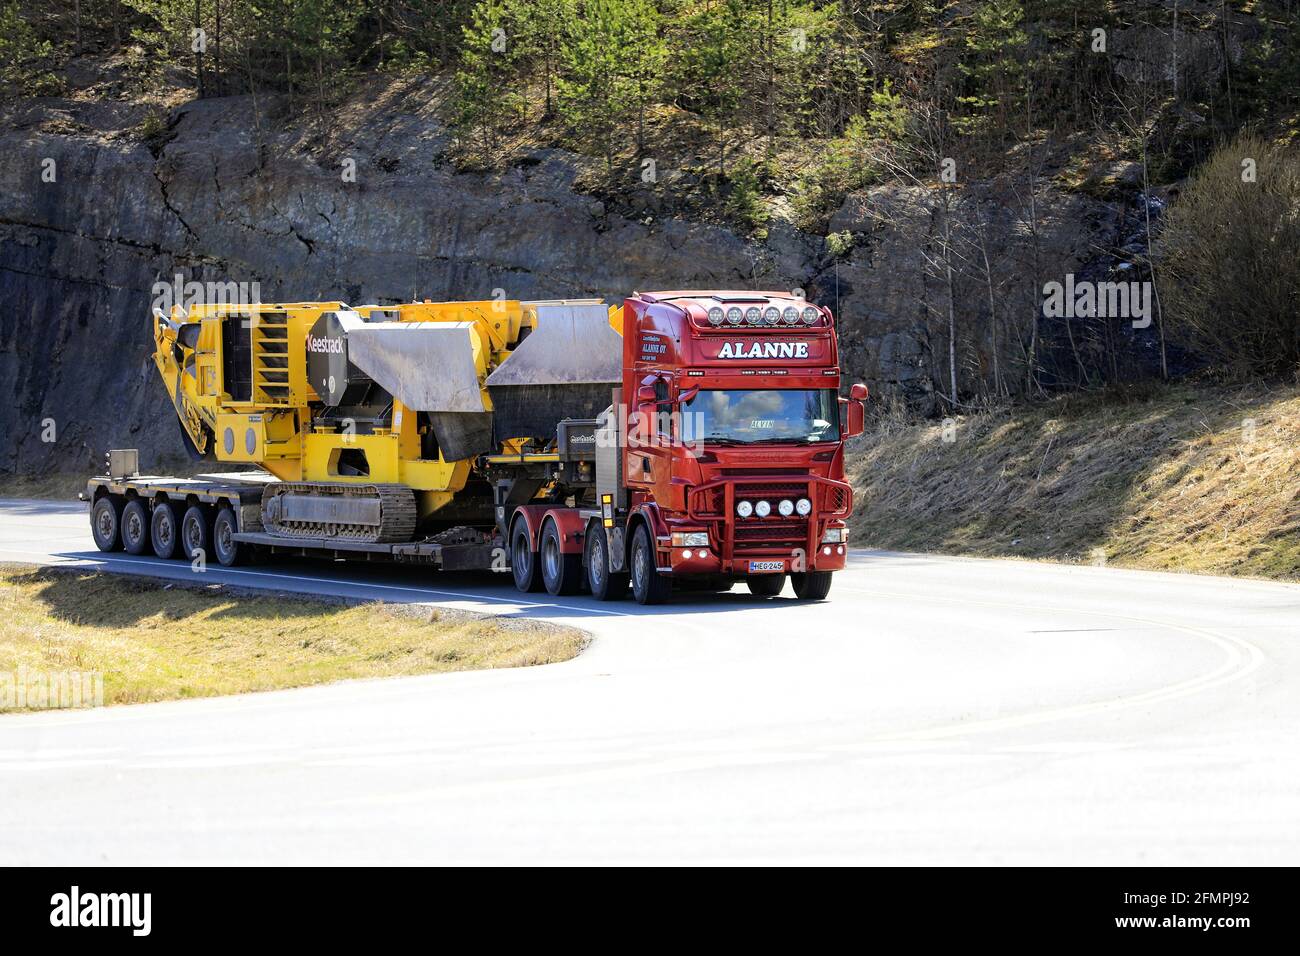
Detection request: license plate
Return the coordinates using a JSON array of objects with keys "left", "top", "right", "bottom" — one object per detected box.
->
[{"left": 748, "top": 560, "right": 784, "bottom": 573}]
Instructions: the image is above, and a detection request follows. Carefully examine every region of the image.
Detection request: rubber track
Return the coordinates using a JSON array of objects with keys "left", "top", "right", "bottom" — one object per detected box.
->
[{"left": 261, "top": 483, "right": 418, "bottom": 543}]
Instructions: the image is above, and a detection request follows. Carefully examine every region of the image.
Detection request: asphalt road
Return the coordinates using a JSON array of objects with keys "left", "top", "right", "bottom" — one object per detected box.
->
[{"left": 1, "top": 498, "right": 1297, "bottom": 864}]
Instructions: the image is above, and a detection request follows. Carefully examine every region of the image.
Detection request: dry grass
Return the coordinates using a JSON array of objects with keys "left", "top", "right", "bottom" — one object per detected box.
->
[
  {"left": 0, "top": 565, "right": 586, "bottom": 712},
  {"left": 846, "top": 383, "right": 1300, "bottom": 581}
]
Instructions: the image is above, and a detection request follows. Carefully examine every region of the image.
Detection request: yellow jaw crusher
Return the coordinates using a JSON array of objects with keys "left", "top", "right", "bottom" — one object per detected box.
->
[{"left": 147, "top": 298, "right": 624, "bottom": 545}]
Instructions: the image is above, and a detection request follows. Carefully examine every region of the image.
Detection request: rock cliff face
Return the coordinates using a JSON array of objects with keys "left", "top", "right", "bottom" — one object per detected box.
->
[{"left": 0, "top": 72, "right": 1124, "bottom": 476}]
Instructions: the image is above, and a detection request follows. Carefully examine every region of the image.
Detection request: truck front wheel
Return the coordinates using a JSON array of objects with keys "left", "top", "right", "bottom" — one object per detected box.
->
[
  {"left": 746, "top": 574, "right": 786, "bottom": 597},
  {"left": 790, "top": 571, "right": 833, "bottom": 601},
  {"left": 629, "top": 523, "right": 671, "bottom": 605},
  {"left": 585, "top": 525, "right": 628, "bottom": 601}
]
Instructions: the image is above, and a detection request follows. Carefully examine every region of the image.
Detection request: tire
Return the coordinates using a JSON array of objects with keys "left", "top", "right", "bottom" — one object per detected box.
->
[
  {"left": 121, "top": 499, "right": 152, "bottom": 556},
  {"left": 181, "top": 505, "right": 212, "bottom": 564},
  {"left": 746, "top": 573, "right": 786, "bottom": 597},
  {"left": 540, "top": 519, "right": 583, "bottom": 596},
  {"left": 585, "top": 524, "right": 628, "bottom": 601},
  {"left": 150, "top": 500, "right": 180, "bottom": 560},
  {"left": 90, "top": 496, "right": 123, "bottom": 552},
  {"left": 791, "top": 570, "right": 833, "bottom": 601},
  {"left": 629, "top": 523, "right": 671, "bottom": 605},
  {"left": 212, "top": 506, "right": 248, "bottom": 567},
  {"left": 510, "top": 519, "right": 543, "bottom": 593}
]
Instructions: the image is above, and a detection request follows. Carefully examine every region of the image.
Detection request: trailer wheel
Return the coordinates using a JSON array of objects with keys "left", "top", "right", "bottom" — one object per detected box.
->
[
  {"left": 150, "top": 500, "right": 180, "bottom": 560},
  {"left": 746, "top": 574, "right": 786, "bottom": 597},
  {"left": 585, "top": 524, "right": 628, "bottom": 601},
  {"left": 790, "top": 571, "right": 833, "bottom": 601},
  {"left": 212, "top": 506, "right": 248, "bottom": 567},
  {"left": 539, "top": 519, "right": 582, "bottom": 596},
  {"left": 121, "top": 499, "right": 153, "bottom": 556},
  {"left": 181, "top": 505, "right": 212, "bottom": 565},
  {"left": 629, "top": 523, "right": 671, "bottom": 605},
  {"left": 510, "top": 518, "right": 543, "bottom": 593},
  {"left": 90, "top": 496, "right": 123, "bottom": 552}
]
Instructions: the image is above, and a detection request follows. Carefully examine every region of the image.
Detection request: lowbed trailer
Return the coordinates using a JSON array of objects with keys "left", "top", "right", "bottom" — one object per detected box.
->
[{"left": 86, "top": 292, "right": 866, "bottom": 603}]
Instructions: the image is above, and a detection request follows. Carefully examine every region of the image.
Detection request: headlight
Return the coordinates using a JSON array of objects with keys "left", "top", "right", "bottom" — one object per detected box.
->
[
  {"left": 726, "top": 306, "right": 743, "bottom": 325},
  {"left": 802, "top": 306, "right": 820, "bottom": 324},
  {"left": 796, "top": 497, "right": 812, "bottom": 516},
  {"left": 821, "top": 527, "right": 847, "bottom": 544},
  {"left": 762, "top": 306, "right": 781, "bottom": 325},
  {"left": 736, "top": 500, "right": 754, "bottom": 518},
  {"left": 782, "top": 306, "right": 800, "bottom": 325},
  {"left": 707, "top": 306, "right": 724, "bottom": 325},
  {"left": 777, "top": 499, "right": 794, "bottom": 517},
  {"left": 671, "top": 531, "right": 710, "bottom": 547},
  {"left": 744, "top": 307, "right": 762, "bottom": 325},
  {"left": 754, "top": 500, "right": 772, "bottom": 517}
]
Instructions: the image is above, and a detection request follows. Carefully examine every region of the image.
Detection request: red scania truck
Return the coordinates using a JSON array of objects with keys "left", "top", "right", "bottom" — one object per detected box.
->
[
  {"left": 506, "top": 291, "right": 865, "bottom": 603},
  {"left": 87, "top": 290, "right": 865, "bottom": 603}
]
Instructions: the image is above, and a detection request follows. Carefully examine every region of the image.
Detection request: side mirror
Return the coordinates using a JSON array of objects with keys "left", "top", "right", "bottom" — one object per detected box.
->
[
  {"left": 637, "top": 385, "right": 657, "bottom": 403},
  {"left": 841, "top": 384, "right": 867, "bottom": 438},
  {"left": 678, "top": 385, "right": 700, "bottom": 404}
]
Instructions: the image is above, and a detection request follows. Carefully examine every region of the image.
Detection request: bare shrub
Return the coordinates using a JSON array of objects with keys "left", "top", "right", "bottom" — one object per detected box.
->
[{"left": 1158, "top": 135, "right": 1300, "bottom": 379}]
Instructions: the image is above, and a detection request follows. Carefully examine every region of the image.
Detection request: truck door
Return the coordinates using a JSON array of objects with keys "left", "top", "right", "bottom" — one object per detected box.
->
[{"left": 628, "top": 375, "right": 674, "bottom": 502}]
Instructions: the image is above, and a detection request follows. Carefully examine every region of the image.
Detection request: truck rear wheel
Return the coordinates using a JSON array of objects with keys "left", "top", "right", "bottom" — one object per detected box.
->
[
  {"left": 90, "top": 496, "right": 123, "bottom": 552},
  {"left": 791, "top": 571, "right": 833, "bottom": 601},
  {"left": 746, "top": 574, "right": 786, "bottom": 597},
  {"left": 150, "top": 500, "right": 180, "bottom": 560},
  {"left": 630, "top": 523, "right": 671, "bottom": 605},
  {"left": 121, "top": 499, "right": 152, "bottom": 556},
  {"left": 510, "top": 519, "right": 543, "bottom": 593},
  {"left": 540, "top": 519, "right": 583, "bottom": 596},
  {"left": 181, "top": 505, "right": 212, "bottom": 564},
  {"left": 212, "top": 506, "right": 248, "bottom": 567},
  {"left": 585, "top": 525, "right": 628, "bottom": 601}
]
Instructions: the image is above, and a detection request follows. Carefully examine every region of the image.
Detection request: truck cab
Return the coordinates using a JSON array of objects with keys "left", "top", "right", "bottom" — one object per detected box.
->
[{"left": 590, "top": 291, "right": 865, "bottom": 603}]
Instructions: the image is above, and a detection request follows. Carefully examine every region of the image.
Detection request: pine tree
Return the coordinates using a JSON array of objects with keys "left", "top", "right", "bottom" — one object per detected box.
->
[{"left": 455, "top": 0, "right": 521, "bottom": 161}]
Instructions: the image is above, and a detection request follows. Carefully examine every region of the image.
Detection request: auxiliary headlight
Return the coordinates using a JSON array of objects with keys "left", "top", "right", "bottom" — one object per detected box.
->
[
  {"left": 802, "top": 306, "right": 820, "bottom": 324},
  {"left": 736, "top": 500, "right": 754, "bottom": 518},
  {"left": 671, "top": 532, "right": 710, "bottom": 547},
  {"left": 754, "top": 500, "right": 772, "bottom": 518},
  {"left": 744, "top": 307, "right": 762, "bottom": 325},
  {"left": 795, "top": 497, "right": 812, "bottom": 516},
  {"left": 777, "top": 499, "right": 794, "bottom": 517},
  {"left": 782, "top": 306, "right": 800, "bottom": 325},
  {"left": 762, "top": 306, "right": 781, "bottom": 325},
  {"left": 707, "top": 306, "right": 724, "bottom": 325},
  {"left": 821, "top": 528, "right": 847, "bottom": 544},
  {"left": 726, "top": 306, "right": 743, "bottom": 325}
]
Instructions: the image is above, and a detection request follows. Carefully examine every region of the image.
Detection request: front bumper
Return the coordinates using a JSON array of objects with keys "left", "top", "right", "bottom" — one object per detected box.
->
[
  {"left": 677, "top": 475, "right": 853, "bottom": 575},
  {"left": 668, "top": 540, "right": 848, "bottom": 575}
]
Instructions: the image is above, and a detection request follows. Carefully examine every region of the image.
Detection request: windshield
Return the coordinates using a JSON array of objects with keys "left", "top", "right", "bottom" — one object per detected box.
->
[{"left": 681, "top": 389, "right": 840, "bottom": 445}]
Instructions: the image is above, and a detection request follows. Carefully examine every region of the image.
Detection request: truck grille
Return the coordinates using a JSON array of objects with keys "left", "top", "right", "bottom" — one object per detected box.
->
[
  {"left": 733, "top": 519, "right": 808, "bottom": 555},
  {"left": 735, "top": 482, "right": 807, "bottom": 501}
]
